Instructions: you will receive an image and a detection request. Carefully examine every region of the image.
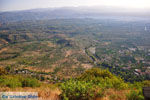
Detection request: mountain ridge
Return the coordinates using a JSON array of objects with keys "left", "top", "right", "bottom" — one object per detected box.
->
[{"left": 0, "top": 6, "right": 150, "bottom": 23}]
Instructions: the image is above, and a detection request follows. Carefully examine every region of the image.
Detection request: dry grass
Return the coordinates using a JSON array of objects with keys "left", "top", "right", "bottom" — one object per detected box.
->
[
  {"left": 65, "top": 50, "right": 72, "bottom": 57},
  {"left": 96, "top": 89, "right": 129, "bottom": 100},
  {"left": 0, "top": 83, "right": 130, "bottom": 100},
  {"left": 0, "top": 84, "right": 61, "bottom": 100},
  {"left": 0, "top": 48, "right": 8, "bottom": 54},
  {"left": 0, "top": 39, "right": 9, "bottom": 44},
  {"left": 25, "top": 67, "right": 53, "bottom": 73},
  {"left": 47, "top": 41, "right": 56, "bottom": 47},
  {"left": 81, "top": 64, "right": 93, "bottom": 69},
  {"left": 23, "top": 51, "right": 42, "bottom": 57},
  {"left": 96, "top": 97, "right": 109, "bottom": 100}
]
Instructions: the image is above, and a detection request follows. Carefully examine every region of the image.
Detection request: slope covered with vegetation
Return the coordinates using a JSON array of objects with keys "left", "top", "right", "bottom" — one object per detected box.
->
[
  {"left": 0, "top": 18, "right": 150, "bottom": 100},
  {"left": 0, "top": 67, "right": 150, "bottom": 100},
  {"left": 0, "top": 19, "right": 150, "bottom": 82}
]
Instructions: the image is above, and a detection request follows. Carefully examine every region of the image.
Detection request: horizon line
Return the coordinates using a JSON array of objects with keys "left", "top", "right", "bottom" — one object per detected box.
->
[{"left": 1, "top": 5, "right": 150, "bottom": 13}]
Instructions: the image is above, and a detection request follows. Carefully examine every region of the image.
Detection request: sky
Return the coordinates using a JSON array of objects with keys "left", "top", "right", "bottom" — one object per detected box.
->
[{"left": 0, "top": 0, "right": 150, "bottom": 12}]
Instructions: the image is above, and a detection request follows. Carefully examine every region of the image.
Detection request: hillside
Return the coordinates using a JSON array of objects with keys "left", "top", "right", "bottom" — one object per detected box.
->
[
  {"left": 0, "top": 9, "right": 150, "bottom": 100},
  {"left": 0, "top": 68, "right": 150, "bottom": 100},
  {"left": 0, "top": 18, "right": 150, "bottom": 82}
]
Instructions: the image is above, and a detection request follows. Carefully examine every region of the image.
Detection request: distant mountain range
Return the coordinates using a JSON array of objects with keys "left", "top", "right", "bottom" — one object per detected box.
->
[{"left": 0, "top": 6, "right": 150, "bottom": 23}]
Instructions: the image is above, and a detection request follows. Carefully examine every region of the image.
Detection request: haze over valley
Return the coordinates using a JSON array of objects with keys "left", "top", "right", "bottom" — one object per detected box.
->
[{"left": 0, "top": 0, "right": 150, "bottom": 100}]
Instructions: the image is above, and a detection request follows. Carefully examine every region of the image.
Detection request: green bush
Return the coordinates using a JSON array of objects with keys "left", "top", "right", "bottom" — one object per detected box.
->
[
  {"left": 0, "top": 75, "right": 22, "bottom": 88},
  {"left": 60, "top": 68, "right": 125, "bottom": 100},
  {"left": 78, "top": 68, "right": 128, "bottom": 90},
  {"left": 126, "top": 90, "right": 144, "bottom": 100},
  {"left": 79, "top": 68, "right": 113, "bottom": 81},
  {"left": 142, "top": 80, "right": 150, "bottom": 87},
  {"left": 131, "top": 82, "right": 143, "bottom": 90},
  {"left": 60, "top": 79, "right": 99, "bottom": 100},
  {"left": 22, "top": 77, "right": 40, "bottom": 87},
  {"left": 0, "top": 75, "right": 40, "bottom": 88},
  {"left": 130, "top": 80, "right": 150, "bottom": 90}
]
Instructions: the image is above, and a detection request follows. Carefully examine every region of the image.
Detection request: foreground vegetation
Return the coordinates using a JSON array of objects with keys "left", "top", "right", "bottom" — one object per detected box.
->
[
  {"left": 60, "top": 68, "right": 150, "bottom": 100},
  {"left": 0, "top": 75, "right": 40, "bottom": 88},
  {"left": 0, "top": 68, "right": 149, "bottom": 100}
]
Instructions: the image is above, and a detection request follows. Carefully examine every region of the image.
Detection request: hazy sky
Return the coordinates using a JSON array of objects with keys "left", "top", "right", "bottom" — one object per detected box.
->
[{"left": 0, "top": 0, "right": 150, "bottom": 11}]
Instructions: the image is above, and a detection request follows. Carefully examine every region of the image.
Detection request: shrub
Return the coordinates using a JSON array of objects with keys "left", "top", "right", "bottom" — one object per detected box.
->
[
  {"left": 142, "top": 80, "right": 150, "bottom": 87},
  {"left": 111, "top": 77, "right": 128, "bottom": 90},
  {"left": 60, "top": 79, "right": 98, "bottom": 100},
  {"left": 126, "top": 90, "right": 144, "bottom": 100},
  {"left": 22, "top": 77, "right": 40, "bottom": 87},
  {"left": 131, "top": 82, "right": 143, "bottom": 90},
  {"left": 0, "top": 75, "right": 22, "bottom": 88},
  {"left": 0, "top": 75, "right": 40, "bottom": 88},
  {"left": 79, "top": 68, "right": 113, "bottom": 81},
  {"left": 0, "top": 67, "right": 7, "bottom": 75},
  {"left": 78, "top": 68, "right": 128, "bottom": 90},
  {"left": 131, "top": 80, "right": 150, "bottom": 90},
  {"left": 5, "top": 65, "right": 12, "bottom": 72}
]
